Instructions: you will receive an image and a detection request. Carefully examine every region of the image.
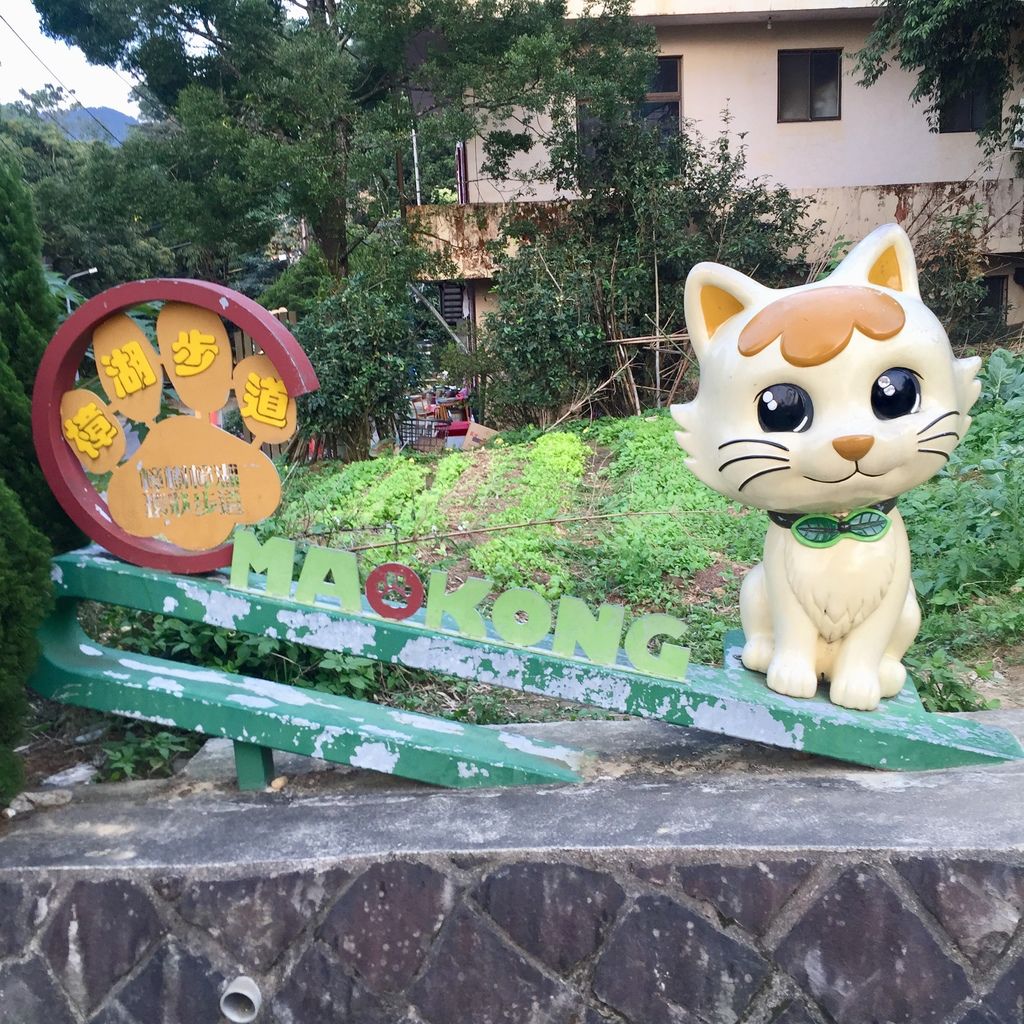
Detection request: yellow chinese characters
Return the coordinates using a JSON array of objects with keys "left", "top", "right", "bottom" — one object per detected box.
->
[
  {"left": 100, "top": 340, "right": 158, "bottom": 399},
  {"left": 172, "top": 328, "right": 219, "bottom": 377},
  {"left": 241, "top": 372, "right": 289, "bottom": 428},
  {"left": 64, "top": 402, "right": 118, "bottom": 460}
]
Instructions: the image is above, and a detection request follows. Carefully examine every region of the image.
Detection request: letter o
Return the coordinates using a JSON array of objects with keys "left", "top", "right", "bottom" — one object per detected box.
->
[
  {"left": 365, "top": 563, "right": 425, "bottom": 620},
  {"left": 491, "top": 588, "right": 553, "bottom": 647}
]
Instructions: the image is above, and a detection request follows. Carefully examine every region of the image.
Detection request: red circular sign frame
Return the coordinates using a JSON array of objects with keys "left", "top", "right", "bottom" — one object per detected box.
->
[{"left": 32, "top": 279, "right": 319, "bottom": 574}]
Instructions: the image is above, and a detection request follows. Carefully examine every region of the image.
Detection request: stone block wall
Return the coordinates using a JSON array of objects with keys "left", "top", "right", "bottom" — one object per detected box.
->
[
  {"left": 3, "top": 717, "right": 1023, "bottom": 1023},
  {"left": 1, "top": 850, "right": 1023, "bottom": 1023}
]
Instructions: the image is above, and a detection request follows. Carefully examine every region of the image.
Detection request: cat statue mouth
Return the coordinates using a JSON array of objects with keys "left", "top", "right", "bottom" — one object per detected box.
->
[
  {"left": 671, "top": 223, "right": 980, "bottom": 711},
  {"left": 803, "top": 464, "right": 888, "bottom": 484}
]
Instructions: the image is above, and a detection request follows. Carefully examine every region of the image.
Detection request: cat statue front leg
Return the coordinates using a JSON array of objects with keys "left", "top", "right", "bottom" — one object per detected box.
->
[{"left": 740, "top": 543, "right": 819, "bottom": 700}]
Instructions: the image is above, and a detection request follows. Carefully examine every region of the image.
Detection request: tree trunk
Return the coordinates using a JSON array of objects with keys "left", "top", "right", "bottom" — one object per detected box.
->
[{"left": 315, "top": 193, "right": 349, "bottom": 279}]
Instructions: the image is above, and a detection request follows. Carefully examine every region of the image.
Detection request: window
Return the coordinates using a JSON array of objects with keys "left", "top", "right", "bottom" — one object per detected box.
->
[
  {"left": 439, "top": 282, "right": 465, "bottom": 325},
  {"left": 778, "top": 49, "right": 841, "bottom": 122},
  {"left": 939, "top": 82, "right": 996, "bottom": 133},
  {"left": 578, "top": 56, "right": 682, "bottom": 154},
  {"left": 576, "top": 56, "right": 682, "bottom": 185},
  {"left": 641, "top": 57, "right": 682, "bottom": 138},
  {"left": 980, "top": 275, "right": 1008, "bottom": 322}
]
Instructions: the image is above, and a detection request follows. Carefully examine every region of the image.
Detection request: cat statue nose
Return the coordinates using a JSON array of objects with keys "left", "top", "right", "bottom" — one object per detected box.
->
[{"left": 832, "top": 434, "right": 875, "bottom": 462}]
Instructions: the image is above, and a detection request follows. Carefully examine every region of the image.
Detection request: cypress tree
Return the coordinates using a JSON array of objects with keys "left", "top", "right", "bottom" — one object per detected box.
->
[
  {"left": 0, "top": 155, "right": 55, "bottom": 397},
  {"left": 0, "top": 155, "right": 78, "bottom": 801},
  {"left": 0, "top": 476, "right": 51, "bottom": 803},
  {"left": 0, "top": 155, "right": 81, "bottom": 551}
]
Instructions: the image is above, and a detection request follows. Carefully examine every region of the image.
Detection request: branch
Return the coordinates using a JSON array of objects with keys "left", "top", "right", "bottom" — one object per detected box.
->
[{"left": 345, "top": 507, "right": 736, "bottom": 553}]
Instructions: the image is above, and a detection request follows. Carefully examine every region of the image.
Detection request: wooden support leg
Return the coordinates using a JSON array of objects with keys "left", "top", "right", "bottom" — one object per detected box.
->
[{"left": 233, "top": 741, "right": 275, "bottom": 791}]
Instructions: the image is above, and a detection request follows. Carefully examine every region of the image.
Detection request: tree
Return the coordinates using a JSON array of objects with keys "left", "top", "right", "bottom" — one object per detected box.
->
[
  {"left": 0, "top": 155, "right": 72, "bottom": 804},
  {"left": 857, "top": 1, "right": 1023, "bottom": 142},
  {"left": 1, "top": 97, "right": 197, "bottom": 291},
  {"left": 32, "top": 0, "right": 654, "bottom": 280},
  {"left": 0, "top": 477, "right": 52, "bottom": 804},
  {"left": 0, "top": 153, "right": 57, "bottom": 395},
  {"left": 484, "top": 119, "right": 821, "bottom": 425},
  {"left": 0, "top": 155, "right": 83, "bottom": 551},
  {"left": 293, "top": 227, "right": 424, "bottom": 460},
  {"left": 258, "top": 245, "right": 334, "bottom": 318}
]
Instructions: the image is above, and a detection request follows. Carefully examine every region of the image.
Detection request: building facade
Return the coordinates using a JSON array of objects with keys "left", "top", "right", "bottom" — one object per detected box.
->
[{"left": 414, "top": 1, "right": 1023, "bottom": 329}]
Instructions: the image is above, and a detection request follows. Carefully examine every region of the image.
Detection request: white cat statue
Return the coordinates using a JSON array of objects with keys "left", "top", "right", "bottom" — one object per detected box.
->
[{"left": 671, "top": 224, "right": 981, "bottom": 711}]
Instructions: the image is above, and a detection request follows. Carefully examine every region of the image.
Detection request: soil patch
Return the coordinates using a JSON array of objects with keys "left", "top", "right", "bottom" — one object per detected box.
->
[{"left": 972, "top": 646, "right": 1024, "bottom": 709}]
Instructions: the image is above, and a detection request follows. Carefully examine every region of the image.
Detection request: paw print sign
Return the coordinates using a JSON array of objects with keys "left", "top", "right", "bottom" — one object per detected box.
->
[{"left": 33, "top": 280, "right": 319, "bottom": 574}]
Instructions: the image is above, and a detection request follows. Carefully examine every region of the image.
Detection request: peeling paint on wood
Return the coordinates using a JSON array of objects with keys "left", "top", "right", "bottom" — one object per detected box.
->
[{"left": 30, "top": 550, "right": 1024, "bottom": 778}]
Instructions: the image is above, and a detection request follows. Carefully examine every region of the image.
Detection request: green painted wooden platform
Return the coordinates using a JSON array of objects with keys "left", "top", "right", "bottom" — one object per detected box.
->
[{"left": 29, "top": 548, "right": 1024, "bottom": 788}]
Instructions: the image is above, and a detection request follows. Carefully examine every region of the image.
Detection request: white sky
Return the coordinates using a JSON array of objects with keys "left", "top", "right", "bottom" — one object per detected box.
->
[{"left": 0, "top": 0, "right": 140, "bottom": 115}]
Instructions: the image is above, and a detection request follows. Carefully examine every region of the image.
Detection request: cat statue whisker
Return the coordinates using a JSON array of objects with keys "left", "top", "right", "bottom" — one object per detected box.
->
[{"left": 671, "top": 223, "right": 981, "bottom": 711}]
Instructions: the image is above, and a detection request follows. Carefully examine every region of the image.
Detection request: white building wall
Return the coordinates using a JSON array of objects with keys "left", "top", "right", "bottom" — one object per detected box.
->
[{"left": 660, "top": 18, "right": 1008, "bottom": 190}]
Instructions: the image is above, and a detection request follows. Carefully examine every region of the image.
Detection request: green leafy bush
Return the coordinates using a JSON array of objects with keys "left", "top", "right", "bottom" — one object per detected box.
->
[
  {"left": 294, "top": 233, "right": 425, "bottom": 461},
  {"left": 904, "top": 349, "right": 1024, "bottom": 608},
  {"left": 102, "top": 728, "right": 198, "bottom": 781},
  {"left": 258, "top": 244, "right": 334, "bottom": 318},
  {"left": 898, "top": 347, "right": 1024, "bottom": 708},
  {"left": 484, "top": 123, "right": 820, "bottom": 426}
]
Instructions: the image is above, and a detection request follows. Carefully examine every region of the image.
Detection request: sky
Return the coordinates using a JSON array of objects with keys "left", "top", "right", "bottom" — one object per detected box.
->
[{"left": 0, "top": 0, "right": 140, "bottom": 115}]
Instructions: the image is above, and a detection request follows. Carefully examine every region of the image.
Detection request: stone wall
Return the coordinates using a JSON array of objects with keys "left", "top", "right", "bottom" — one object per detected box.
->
[{"left": 1, "top": 718, "right": 1022, "bottom": 1024}]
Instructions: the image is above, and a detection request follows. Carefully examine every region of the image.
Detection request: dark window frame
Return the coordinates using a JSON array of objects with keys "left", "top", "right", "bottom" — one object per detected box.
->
[
  {"left": 575, "top": 55, "right": 684, "bottom": 183},
  {"left": 939, "top": 81, "right": 996, "bottom": 134},
  {"left": 980, "top": 274, "right": 1008, "bottom": 322},
  {"left": 642, "top": 55, "right": 683, "bottom": 135},
  {"left": 777, "top": 48, "right": 843, "bottom": 123}
]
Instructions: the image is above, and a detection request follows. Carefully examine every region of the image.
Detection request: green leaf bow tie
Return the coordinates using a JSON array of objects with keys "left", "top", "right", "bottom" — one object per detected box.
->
[{"left": 791, "top": 508, "right": 892, "bottom": 548}]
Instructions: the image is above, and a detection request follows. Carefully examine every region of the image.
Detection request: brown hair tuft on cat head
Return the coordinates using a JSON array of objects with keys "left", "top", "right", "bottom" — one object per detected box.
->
[{"left": 738, "top": 286, "right": 906, "bottom": 367}]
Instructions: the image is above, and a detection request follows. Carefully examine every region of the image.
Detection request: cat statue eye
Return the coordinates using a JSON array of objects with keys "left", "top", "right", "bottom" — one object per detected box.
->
[
  {"left": 871, "top": 367, "right": 921, "bottom": 419},
  {"left": 671, "top": 223, "right": 982, "bottom": 711}
]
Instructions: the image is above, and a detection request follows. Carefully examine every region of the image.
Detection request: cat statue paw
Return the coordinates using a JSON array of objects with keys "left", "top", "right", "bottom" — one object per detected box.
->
[{"left": 671, "top": 224, "right": 980, "bottom": 711}]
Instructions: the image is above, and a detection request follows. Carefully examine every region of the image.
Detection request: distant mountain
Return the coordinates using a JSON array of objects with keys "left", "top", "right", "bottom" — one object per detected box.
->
[{"left": 55, "top": 106, "right": 137, "bottom": 144}]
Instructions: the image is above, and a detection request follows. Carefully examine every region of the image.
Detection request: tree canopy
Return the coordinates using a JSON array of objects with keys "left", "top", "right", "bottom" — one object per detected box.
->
[
  {"left": 0, "top": 151, "right": 56, "bottom": 394},
  {"left": 31, "top": 0, "right": 655, "bottom": 278}
]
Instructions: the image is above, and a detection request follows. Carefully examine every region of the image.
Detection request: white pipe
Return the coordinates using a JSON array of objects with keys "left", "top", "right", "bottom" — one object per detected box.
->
[
  {"left": 411, "top": 125, "right": 422, "bottom": 205},
  {"left": 220, "top": 976, "right": 262, "bottom": 1023}
]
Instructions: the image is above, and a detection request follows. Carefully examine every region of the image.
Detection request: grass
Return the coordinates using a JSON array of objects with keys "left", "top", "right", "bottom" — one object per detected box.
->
[{"left": 61, "top": 347, "right": 1024, "bottom": 782}]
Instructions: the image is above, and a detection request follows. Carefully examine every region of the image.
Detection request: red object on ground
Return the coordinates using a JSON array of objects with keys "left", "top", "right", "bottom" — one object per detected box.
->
[{"left": 32, "top": 279, "right": 319, "bottom": 574}]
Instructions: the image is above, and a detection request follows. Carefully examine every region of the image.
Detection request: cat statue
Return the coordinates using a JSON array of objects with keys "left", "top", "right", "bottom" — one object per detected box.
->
[{"left": 671, "top": 224, "right": 981, "bottom": 711}]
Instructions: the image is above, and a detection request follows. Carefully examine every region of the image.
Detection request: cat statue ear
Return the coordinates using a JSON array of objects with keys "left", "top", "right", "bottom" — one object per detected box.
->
[
  {"left": 683, "top": 263, "right": 771, "bottom": 361},
  {"left": 828, "top": 223, "right": 921, "bottom": 298},
  {"left": 684, "top": 224, "right": 918, "bottom": 362}
]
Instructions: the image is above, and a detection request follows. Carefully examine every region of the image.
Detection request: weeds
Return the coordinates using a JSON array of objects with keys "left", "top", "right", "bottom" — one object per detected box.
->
[{"left": 101, "top": 727, "right": 199, "bottom": 782}]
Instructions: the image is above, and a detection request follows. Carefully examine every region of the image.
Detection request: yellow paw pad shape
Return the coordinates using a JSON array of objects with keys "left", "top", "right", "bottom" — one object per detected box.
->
[{"left": 60, "top": 303, "right": 297, "bottom": 552}]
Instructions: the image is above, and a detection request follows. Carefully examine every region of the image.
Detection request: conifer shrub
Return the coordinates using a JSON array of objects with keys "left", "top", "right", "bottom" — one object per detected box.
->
[
  {"left": 0, "top": 477, "right": 51, "bottom": 803},
  {"left": 0, "top": 156, "right": 81, "bottom": 551},
  {"left": 0, "top": 156, "right": 55, "bottom": 396}
]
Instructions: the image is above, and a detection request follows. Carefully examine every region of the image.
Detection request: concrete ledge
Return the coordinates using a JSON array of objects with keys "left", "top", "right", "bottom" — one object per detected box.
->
[{"left": 1, "top": 714, "right": 1022, "bottom": 1023}]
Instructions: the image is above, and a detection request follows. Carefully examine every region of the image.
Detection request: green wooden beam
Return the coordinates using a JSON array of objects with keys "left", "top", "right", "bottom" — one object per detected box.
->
[
  {"left": 38, "top": 549, "right": 1024, "bottom": 772},
  {"left": 29, "top": 598, "right": 582, "bottom": 789}
]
